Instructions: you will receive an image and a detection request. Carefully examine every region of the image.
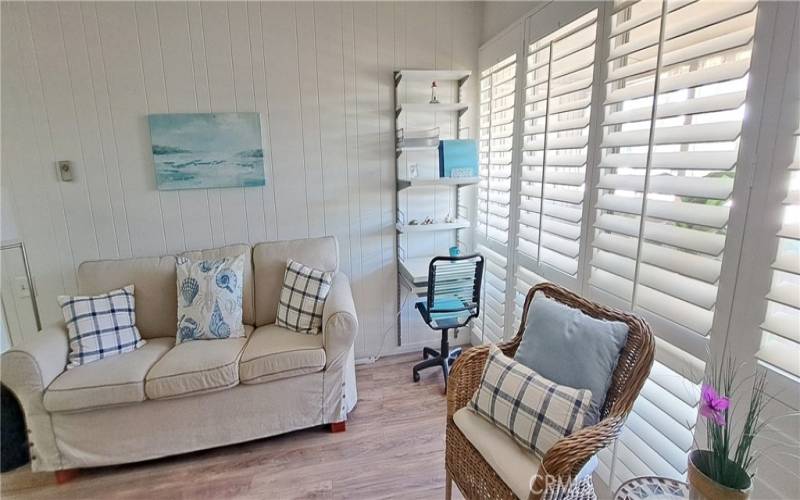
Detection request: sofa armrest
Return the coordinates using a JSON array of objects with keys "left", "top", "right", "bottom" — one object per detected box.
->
[
  {"left": 1, "top": 322, "right": 68, "bottom": 471},
  {"left": 322, "top": 272, "right": 358, "bottom": 370},
  {"left": 1, "top": 322, "right": 69, "bottom": 400},
  {"left": 0, "top": 322, "right": 69, "bottom": 401}
]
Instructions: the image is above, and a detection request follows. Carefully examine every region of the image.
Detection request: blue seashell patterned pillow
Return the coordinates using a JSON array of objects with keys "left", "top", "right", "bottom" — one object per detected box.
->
[{"left": 175, "top": 254, "right": 246, "bottom": 343}]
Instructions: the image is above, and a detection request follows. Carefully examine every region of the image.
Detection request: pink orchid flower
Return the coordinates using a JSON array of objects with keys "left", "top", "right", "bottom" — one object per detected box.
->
[{"left": 699, "top": 383, "right": 730, "bottom": 426}]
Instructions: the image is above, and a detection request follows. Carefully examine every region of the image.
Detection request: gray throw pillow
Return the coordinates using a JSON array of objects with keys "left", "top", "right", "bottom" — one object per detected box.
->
[{"left": 514, "top": 293, "right": 629, "bottom": 425}]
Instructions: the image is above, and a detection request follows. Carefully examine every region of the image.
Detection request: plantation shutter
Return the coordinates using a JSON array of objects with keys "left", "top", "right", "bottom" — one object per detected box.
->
[
  {"left": 516, "top": 10, "right": 598, "bottom": 284},
  {"left": 477, "top": 54, "right": 516, "bottom": 246},
  {"left": 757, "top": 113, "right": 800, "bottom": 378},
  {"left": 475, "top": 30, "right": 520, "bottom": 344},
  {"left": 589, "top": 0, "right": 759, "bottom": 489},
  {"left": 473, "top": 243, "right": 508, "bottom": 344}
]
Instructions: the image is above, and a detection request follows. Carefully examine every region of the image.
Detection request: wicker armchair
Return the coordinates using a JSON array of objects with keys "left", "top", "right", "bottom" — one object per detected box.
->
[{"left": 445, "top": 282, "right": 655, "bottom": 500}]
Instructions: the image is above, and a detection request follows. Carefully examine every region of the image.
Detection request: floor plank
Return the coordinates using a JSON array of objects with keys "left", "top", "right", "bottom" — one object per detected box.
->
[{"left": 1, "top": 353, "right": 465, "bottom": 500}]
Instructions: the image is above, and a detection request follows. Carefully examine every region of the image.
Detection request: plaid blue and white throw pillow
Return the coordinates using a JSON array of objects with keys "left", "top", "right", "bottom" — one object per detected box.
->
[
  {"left": 58, "top": 285, "right": 145, "bottom": 369},
  {"left": 469, "top": 344, "right": 592, "bottom": 458},
  {"left": 176, "top": 254, "right": 246, "bottom": 343},
  {"left": 276, "top": 259, "right": 333, "bottom": 334}
]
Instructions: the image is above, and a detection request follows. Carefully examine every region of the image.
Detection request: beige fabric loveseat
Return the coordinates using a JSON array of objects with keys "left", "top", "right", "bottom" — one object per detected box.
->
[{"left": 1, "top": 236, "right": 358, "bottom": 476}]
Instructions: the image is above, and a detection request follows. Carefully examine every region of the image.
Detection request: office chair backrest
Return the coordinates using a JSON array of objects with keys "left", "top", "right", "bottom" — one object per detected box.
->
[{"left": 426, "top": 254, "right": 484, "bottom": 321}]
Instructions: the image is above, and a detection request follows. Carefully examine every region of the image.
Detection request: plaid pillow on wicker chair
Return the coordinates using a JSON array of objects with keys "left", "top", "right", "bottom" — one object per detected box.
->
[{"left": 469, "top": 343, "right": 592, "bottom": 459}]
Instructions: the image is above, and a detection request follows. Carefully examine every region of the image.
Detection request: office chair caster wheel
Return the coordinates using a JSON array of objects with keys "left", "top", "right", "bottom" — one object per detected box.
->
[{"left": 413, "top": 371, "right": 420, "bottom": 382}]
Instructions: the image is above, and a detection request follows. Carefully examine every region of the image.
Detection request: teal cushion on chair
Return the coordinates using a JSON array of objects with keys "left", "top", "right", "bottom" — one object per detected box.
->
[
  {"left": 429, "top": 296, "right": 470, "bottom": 328},
  {"left": 514, "top": 293, "right": 628, "bottom": 425}
]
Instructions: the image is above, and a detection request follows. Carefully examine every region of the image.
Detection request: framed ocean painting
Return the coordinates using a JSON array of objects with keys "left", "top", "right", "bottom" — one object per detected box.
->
[{"left": 148, "top": 112, "right": 266, "bottom": 190}]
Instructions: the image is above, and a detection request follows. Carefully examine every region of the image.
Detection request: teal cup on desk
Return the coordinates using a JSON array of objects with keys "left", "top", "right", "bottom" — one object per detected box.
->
[{"left": 449, "top": 246, "right": 460, "bottom": 257}]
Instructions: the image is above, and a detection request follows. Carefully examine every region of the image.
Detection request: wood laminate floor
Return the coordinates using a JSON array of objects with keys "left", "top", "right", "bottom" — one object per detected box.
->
[{"left": 1, "top": 353, "right": 466, "bottom": 500}]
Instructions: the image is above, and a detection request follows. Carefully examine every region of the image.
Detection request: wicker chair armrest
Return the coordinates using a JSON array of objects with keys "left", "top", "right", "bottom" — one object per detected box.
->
[
  {"left": 446, "top": 339, "right": 519, "bottom": 418},
  {"left": 537, "top": 416, "right": 624, "bottom": 484},
  {"left": 446, "top": 344, "right": 489, "bottom": 418}
]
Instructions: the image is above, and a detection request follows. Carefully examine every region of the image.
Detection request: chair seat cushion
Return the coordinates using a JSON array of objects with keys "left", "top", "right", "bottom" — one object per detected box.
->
[
  {"left": 239, "top": 324, "right": 326, "bottom": 384},
  {"left": 44, "top": 337, "right": 174, "bottom": 412},
  {"left": 144, "top": 326, "right": 252, "bottom": 400},
  {"left": 453, "top": 407, "right": 598, "bottom": 499},
  {"left": 454, "top": 406, "right": 541, "bottom": 499}
]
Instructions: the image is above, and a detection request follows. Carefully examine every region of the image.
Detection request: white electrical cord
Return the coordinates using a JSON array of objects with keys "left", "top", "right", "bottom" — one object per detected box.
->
[{"left": 370, "top": 286, "right": 415, "bottom": 363}]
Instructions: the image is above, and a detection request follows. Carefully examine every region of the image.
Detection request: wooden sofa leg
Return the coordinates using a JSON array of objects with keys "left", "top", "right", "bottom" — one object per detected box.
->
[
  {"left": 330, "top": 421, "right": 346, "bottom": 433},
  {"left": 54, "top": 469, "right": 79, "bottom": 484}
]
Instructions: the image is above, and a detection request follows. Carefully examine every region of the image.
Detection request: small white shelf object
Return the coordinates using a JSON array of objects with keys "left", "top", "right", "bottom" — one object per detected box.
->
[
  {"left": 397, "top": 176, "right": 480, "bottom": 190},
  {"left": 394, "top": 68, "right": 472, "bottom": 346},
  {"left": 395, "top": 69, "right": 471, "bottom": 84},
  {"left": 396, "top": 127, "right": 440, "bottom": 155},
  {"left": 395, "top": 218, "right": 471, "bottom": 234}
]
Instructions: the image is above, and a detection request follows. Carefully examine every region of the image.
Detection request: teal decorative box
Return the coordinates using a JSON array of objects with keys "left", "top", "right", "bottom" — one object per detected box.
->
[{"left": 438, "top": 139, "right": 478, "bottom": 178}]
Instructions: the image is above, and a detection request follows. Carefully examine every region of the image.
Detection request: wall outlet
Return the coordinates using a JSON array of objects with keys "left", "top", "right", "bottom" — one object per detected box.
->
[{"left": 13, "top": 276, "right": 30, "bottom": 298}]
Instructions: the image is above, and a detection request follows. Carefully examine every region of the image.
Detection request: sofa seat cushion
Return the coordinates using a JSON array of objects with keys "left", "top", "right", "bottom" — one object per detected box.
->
[
  {"left": 144, "top": 326, "right": 252, "bottom": 400},
  {"left": 44, "top": 337, "right": 174, "bottom": 413},
  {"left": 239, "top": 324, "right": 326, "bottom": 384}
]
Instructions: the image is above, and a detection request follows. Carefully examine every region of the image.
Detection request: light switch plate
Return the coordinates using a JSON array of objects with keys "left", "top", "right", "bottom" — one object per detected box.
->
[{"left": 57, "top": 160, "right": 74, "bottom": 181}]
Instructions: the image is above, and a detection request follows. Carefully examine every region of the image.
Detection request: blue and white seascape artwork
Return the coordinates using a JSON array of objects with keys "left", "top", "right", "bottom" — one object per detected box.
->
[{"left": 149, "top": 112, "right": 265, "bottom": 190}]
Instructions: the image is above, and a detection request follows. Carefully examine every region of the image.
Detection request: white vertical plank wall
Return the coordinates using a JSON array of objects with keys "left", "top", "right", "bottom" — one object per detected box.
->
[{"left": 0, "top": 1, "right": 479, "bottom": 361}]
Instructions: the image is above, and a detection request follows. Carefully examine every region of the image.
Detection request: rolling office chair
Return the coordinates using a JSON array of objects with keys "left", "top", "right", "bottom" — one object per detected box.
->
[{"left": 413, "top": 254, "right": 484, "bottom": 388}]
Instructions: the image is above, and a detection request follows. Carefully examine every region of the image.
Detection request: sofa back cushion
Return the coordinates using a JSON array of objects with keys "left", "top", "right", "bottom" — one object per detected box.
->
[
  {"left": 78, "top": 244, "right": 256, "bottom": 339},
  {"left": 253, "top": 237, "right": 338, "bottom": 326},
  {"left": 180, "top": 244, "right": 254, "bottom": 326},
  {"left": 78, "top": 256, "right": 177, "bottom": 340}
]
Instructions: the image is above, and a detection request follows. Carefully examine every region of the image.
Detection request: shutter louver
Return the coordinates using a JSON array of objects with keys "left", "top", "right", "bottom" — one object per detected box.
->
[
  {"left": 517, "top": 10, "right": 598, "bottom": 279},
  {"left": 590, "top": 0, "right": 759, "bottom": 488},
  {"left": 757, "top": 116, "right": 800, "bottom": 377}
]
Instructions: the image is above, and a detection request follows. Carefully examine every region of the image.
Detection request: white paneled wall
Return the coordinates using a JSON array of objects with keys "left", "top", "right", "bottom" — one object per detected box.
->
[{"left": 0, "top": 1, "right": 480, "bottom": 360}]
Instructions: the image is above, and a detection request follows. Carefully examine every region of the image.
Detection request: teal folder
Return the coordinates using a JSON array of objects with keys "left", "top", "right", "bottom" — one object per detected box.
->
[{"left": 438, "top": 140, "right": 478, "bottom": 178}]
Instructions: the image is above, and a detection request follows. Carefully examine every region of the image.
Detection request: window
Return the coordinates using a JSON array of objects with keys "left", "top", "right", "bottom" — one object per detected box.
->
[
  {"left": 513, "top": 10, "right": 599, "bottom": 330},
  {"left": 477, "top": 54, "right": 517, "bottom": 246},
  {"left": 475, "top": 47, "right": 518, "bottom": 344},
  {"left": 477, "top": 0, "right": 796, "bottom": 493},
  {"left": 517, "top": 10, "right": 597, "bottom": 281},
  {"left": 590, "top": 0, "right": 759, "bottom": 487},
  {"left": 757, "top": 107, "right": 800, "bottom": 378}
]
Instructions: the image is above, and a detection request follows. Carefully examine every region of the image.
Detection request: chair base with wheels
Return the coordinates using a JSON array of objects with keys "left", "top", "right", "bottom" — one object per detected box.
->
[{"left": 412, "top": 328, "right": 463, "bottom": 386}]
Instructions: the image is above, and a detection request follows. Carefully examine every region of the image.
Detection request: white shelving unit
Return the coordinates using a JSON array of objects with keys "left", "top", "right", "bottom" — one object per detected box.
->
[{"left": 394, "top": 69, "right": 472, "bottom": 346}]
